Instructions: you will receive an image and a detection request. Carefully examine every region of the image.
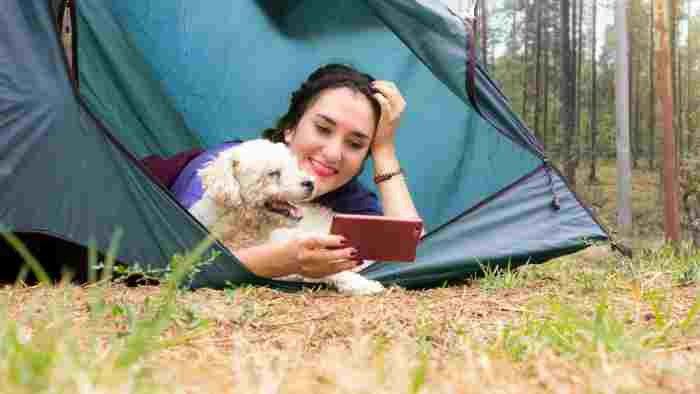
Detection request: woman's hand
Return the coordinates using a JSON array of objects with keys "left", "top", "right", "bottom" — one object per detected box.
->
[
  {"left": 371, "top": 80, "right": 406, "bottom": 154},
  {"left": 287, "top": 235, "right": 360, "bottom": 278}
]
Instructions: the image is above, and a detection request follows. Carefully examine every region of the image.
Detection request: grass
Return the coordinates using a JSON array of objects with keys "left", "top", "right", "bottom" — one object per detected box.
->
[
  {"left": 2, "top": 162, "right": 700, "bottom": 393},
  {"left": 479, "top": 261, "right": 528, "bottom": 292}
]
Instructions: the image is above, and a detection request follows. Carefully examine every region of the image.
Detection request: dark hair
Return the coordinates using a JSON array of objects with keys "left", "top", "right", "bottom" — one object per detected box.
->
[{"left": 262, "top": 64, "right": 381, "bottom": 143}]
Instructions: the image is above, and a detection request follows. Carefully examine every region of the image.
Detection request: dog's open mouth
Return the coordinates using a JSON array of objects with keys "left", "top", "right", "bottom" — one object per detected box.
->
[{"left": 265, "top": 199, "right": 303, "bottom": 221}]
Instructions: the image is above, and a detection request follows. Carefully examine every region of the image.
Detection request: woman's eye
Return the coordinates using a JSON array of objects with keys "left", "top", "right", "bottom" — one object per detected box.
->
[
  {"left": 348, "top": 141, "right": 365, "bottom": 150},
  {"left": 316, "top": 125, "right": 331, "bottom": 135},
  {"left": 268, "top": 170, "right": 281, "bottom": 178}
]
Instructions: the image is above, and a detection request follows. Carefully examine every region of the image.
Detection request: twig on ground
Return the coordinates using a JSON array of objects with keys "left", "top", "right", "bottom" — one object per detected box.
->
[
  {"left": 259, "top": 312, "right": 336, "bottom": 329},
  {"left": 653, "top": 341, "right": 700, "bottom": 353}
]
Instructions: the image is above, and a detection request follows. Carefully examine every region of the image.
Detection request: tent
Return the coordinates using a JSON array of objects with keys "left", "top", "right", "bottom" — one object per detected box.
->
[{"left": 0, "top": 0, "right": 609, "bottom": 289}]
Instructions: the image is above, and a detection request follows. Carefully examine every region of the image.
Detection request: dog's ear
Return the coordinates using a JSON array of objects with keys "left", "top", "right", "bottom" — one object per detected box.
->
[
  {"left": 199, "top": 150, "right": 242, "bottom": 207},
  {"left": 231, "top": 156, "right": 239, "bottom": 177},
  {"left": 225, "top": 155, "right": 242, "bottom": 206}
]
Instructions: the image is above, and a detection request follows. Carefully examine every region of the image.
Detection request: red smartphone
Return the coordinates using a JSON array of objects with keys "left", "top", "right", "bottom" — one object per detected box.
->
[{"left": 330, "top": 214, "right": 423, "bottom": 262}]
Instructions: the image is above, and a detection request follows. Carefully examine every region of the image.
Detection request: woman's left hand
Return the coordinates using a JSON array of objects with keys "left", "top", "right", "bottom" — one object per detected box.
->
[{"left": 371, "top": 80, "right": 405, "bottom": 153}]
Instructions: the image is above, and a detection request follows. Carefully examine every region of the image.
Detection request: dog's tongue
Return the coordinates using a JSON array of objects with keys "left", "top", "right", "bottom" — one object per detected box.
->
[
  {"left": 289, "top": 205, "right": 302, "bottom": 220},
  {"left": 267, "top": 200, "right": 303, "bottom": 221},
  {"left": 280, "top": 201, "right": 301, "bottom": 219}
]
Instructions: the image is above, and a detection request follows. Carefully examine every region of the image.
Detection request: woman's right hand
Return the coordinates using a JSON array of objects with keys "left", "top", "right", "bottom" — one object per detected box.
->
[{"left": 287, "top": 235, "right": 360, "bottom": 278}]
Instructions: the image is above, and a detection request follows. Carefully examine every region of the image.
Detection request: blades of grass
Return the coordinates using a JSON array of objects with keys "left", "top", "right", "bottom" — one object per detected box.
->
[
  {"left": 115, "top": 234, "right": 218, "bottom": 369},
  {"left": 630, "top": 279, "right": 642, "bottom": 322},
  {"left": 680, "top": 292, "right": 700, "bottom": 332},
  {"left": 100, "top": 228, "right": 124, "bottom": 283},
  {"left": 87, "top": 238, "right": 98, "bottom": 284},
  {"left": 164, "top": 234, "right": 218, "bottom": 297},
  {"left": 0, "top": 231, "right": 50, "bottom": 285},
  {"left": 592, "top": 290, "right": 609, "bottom": 345},
  {"left": 15, "top": 264, "right": 30, "bottom": 285},
  {"left": 478, "top": 262, "right": 500, "bottom": 291},
  {"left": 87, "top": 236, "right": 108, "bottom": 320},
  {"left": 648, "top": 292, "right": 668, "bottom": 331},
  {"left": 409, "top": 351, "right": 428, "bottom": 394},
  {"left": 157, "top": 326, "right": 213, "bottom": 348}
]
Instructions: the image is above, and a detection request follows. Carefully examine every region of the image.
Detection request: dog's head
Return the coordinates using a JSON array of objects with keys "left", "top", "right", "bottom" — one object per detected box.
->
[{"left": 199, "top": 139, "right": 315, "bottom": 221}]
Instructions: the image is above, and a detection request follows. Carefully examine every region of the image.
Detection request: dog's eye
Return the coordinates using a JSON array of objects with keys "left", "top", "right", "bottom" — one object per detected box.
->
[{"left": 267, "top": 170, "right": 281, "bottom": 178}]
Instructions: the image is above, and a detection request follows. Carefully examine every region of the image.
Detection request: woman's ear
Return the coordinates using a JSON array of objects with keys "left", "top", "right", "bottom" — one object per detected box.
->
[{"left": 283, "top": 128, "right": 294, "bottom": 144}]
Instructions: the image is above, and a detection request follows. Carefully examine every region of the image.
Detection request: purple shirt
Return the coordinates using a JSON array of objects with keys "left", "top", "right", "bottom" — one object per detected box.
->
[
  {"left": 169, "top": 142, "right": 383, "bottom": 215},
  {"left": 170, "top": 142, "right": 240, "bottom": 209}
]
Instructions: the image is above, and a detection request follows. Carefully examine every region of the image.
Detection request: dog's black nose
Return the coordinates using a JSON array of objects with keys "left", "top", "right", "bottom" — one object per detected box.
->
[{"left": 302, "top": 180, "right": 314, "bottom": 193}]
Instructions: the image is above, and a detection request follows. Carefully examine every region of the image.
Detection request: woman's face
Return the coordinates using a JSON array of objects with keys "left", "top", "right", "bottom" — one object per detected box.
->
[{"left": 285, "top": 87, "right": 377, "bottom": 197}]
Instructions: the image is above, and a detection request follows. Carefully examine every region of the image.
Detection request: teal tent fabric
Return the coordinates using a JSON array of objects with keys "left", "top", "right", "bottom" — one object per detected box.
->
[
  {"left": 80, "top": 0, "right": 544, "bottom": 232},
  {"left": 76, "top": 1, "right": 203, "bottom": 158},
  {"left": 0, "top": 0, "right": 288, "bottom": 290},
  {"left": 1, "top": 0, "right": 609, "bottom": 289}
]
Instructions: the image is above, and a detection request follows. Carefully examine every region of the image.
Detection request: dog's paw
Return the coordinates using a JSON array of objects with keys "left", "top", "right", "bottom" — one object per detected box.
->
[{"left": 331, "top": 272, "right": 385, "bottom": 295}]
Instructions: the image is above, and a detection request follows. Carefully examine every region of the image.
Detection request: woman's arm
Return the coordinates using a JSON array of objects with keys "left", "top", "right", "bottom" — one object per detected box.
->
[
  {"left": 233, "top": 235, "right": 361, "bottom": 278},
  {"left": 371, "top": 81, "right": 422, "bottom": 222},
  {"left": 372, "top": 145, "right": 421, "bottom": 219},
  {"left": 233, "top": 240, "right": 300, "bottom": 278}
]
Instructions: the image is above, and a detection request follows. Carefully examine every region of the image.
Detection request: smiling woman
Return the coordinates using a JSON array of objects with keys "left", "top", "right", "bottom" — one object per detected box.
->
[{"left": 171, "top": 64, "right": 422, "bottom": 280}]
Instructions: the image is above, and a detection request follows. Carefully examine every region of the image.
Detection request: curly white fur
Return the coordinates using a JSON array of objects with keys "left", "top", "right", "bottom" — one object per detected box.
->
[{"left": 188, "top": 139, "right": 384, "bottom": 295}]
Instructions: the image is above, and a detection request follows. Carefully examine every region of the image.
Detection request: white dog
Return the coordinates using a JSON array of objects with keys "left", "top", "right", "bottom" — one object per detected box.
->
[{"left": 189, "top": 139, "right": 385, "bottom": 295}]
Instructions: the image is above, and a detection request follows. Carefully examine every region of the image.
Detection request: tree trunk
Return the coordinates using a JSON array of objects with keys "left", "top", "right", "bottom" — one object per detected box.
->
[
  {"left": 628, "top": 2, "right": 637, "bottom": 169},
  {"left": 511, "top": 6, "right": 518, "bottom": 100},
  {"left": 534, "top": 0, "right": 543, "bottom": 142},
  {"left": 656, "top": 0, "right": 681, "bottom": 244},
  {"left": 480, "top": 0, "right": 489, "bottom": 71},
  {"left": 633, "top": 45, "right": 642, "bottom": 169},
  {"left": 675, "top": 0, "right": 684, "bottom": 159},
  {"left": 670, "top": 0, "right": 680, "bottom": 161},
  {"left": 575, "top": 0, "right": 583, "bottom": 171},
  {"left": 681, "top": 158, "right": 700, "bottom": 248},
  {"left": 648, "top": 0, "right": 656, "bottom": 170},
  {"left": 685, "top": 194, "right": 700, "bottom": 248},
  {"left": 686, "top": 0, "right": 693, "bottom": 155},
  {"left": 589, "top": 0, "right": 599, "bottom": 183},
  {"left": 570, "top": 0, "right": 577, "bottom": 165},
  {"left": 560, "top": 0, "right": 577, "bottom": 188},
  {"left": 616, "top": 0, "right": 633, "bottom": 243},
  {"left": 543, "top": 9, "right": 551, "bottom": 152},
  {"left": 521, "top": 1, "right": 531, "bottom": 125}
]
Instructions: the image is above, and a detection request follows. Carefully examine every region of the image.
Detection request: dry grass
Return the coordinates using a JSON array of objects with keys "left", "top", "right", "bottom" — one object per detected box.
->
[
  {"left": 3, "top": 244, "right": 700, "bottom": 393},
  {"left": 2, "top": 162, "right": 700, "bottom": 393}
]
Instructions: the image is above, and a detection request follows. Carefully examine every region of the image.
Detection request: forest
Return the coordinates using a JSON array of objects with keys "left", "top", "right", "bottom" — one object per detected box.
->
[{"left": 465, "top": 0, "right": 699, "bottom": 248}]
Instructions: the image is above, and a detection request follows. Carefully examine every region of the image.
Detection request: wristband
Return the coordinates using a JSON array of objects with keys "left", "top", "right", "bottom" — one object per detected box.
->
[{"left": 374, "top": 168, "right": 403, "bottom": 184}]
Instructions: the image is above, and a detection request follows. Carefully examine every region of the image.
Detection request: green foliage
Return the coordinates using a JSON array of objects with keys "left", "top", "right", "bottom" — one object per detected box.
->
[
  {"left": 491, "top": 242, "right": 700, "bottom": 366},
  {"left": 496, "top": 291, "right": 648, "bottom": 362},
  {"left": 408, "top": 351, "right": 429, "bottom": 394},
  {"left": 0, "top": 232, "right": 218, "bottom": 393},
  {"left": 679, "top": 293, "right": 700, "bottom": 333},
  {"left": 490, "top": 1, "right": 700, "bottom": 166},
  {"left": 0, "top": 231, "right": 50, "bottom": 284},
  {"left": 478, "top": 261, "right": 528, "bottom": 291}
]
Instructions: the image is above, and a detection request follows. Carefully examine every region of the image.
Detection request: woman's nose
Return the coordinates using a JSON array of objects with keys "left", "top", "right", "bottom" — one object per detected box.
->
[{"left": 321, "top": 138, "right": 343, "bottom": 163}]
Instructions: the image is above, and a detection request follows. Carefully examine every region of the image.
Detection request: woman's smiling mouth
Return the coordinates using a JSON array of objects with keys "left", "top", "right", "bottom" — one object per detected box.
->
[{"left": 308, "top": 158, "right": 338, "bottom": 177}]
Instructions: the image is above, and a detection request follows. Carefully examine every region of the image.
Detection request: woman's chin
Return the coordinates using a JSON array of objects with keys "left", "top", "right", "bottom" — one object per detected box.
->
[
  {"left": 313, "top": 184, "right": 331, "bottom": 198},
  {"left": 312, "top": 179, "right": 340, "bottom": 197}
]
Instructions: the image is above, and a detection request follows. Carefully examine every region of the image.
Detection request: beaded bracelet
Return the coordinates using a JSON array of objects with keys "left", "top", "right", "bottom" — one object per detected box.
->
[{"left": 374, "top": 168, "right": 403, "bottom": 184}]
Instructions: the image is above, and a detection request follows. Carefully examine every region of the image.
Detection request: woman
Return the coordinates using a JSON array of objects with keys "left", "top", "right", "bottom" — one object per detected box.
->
[{"left": 172, "top": 64, "right": 421, "bottom": 279}]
